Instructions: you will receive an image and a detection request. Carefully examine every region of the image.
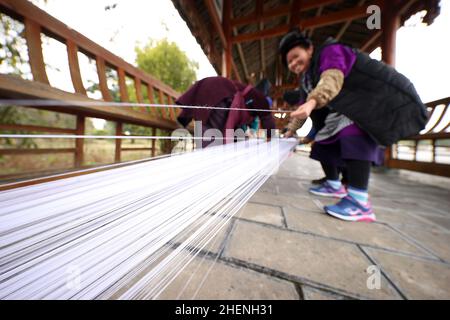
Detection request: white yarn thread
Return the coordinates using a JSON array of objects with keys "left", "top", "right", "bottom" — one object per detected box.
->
[{"left": 0, "top": 139, "right": 296, "bottom": 300}]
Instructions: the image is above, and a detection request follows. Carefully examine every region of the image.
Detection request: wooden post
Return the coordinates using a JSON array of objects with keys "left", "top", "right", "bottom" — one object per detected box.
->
[
  {"left": 222, "top": 0, "right": 232, "bottom": 78},
  {"left": 151, "top": 127, "right": 156, "bottom": 157},
  {"left": 381, "top": 0, "right": 400, "bottom": 167},
  {"left": 381, "top": 0, "right": 400, "bottom": 67},
  {"left": 158, "top": 89, "right": 168, "bottom": 119},
  {"left": 24, "top": 18, "right": 49, "bottom": 84},
  {"left": 74, "top": 115, "right": 85, "bottom": 167},
  {"left": 135, "top": 78, "right": 143, "bottom": 101},
  {"left": 134, "top": 78, "right": 146, "bottom": 113},
  {"left": 118, "top": 67, "right": 129, "bottom": 102},
  {"left": 168, "top": 95, "right": 176, "bottom": 120},
  {"left": 96, "top": 57, "right": 113, "bottom": 101},
  {"left": 147, "top": 84, "right": 157, "bottom": 116},
  {"left": 67, "top": 40, "right": 86, "bottom": 95},
  {"left": 431, "top": 139, "right": 436, "bottom": 163},
  {"left": 115, "top": 122, "right": 122, "bottom": 162}
]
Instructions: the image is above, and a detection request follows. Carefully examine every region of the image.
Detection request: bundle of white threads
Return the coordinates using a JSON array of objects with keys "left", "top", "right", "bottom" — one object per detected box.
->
[{"left": 0, "top": 139, "right": 296, "bottom": 300}]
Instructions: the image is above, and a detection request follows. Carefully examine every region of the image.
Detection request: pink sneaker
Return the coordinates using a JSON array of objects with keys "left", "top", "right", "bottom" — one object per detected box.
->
[
  {"left": 324, "top": 196, "right": 376, "bottom": 222},
  {"left": 309, "top": 182, "right": 348, "bottom": 198}
]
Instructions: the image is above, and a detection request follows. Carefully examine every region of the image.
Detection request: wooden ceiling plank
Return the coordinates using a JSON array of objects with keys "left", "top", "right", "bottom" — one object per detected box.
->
[
  {"left": 230, "top": 0, "right": 341, "bottom": 27},
  {"left": 335, "top": 0, "right": 365, "bottom": 41},
  {"left": 231, "top": 4, "right": 374, "bottom": 43},
  {"left": 308, "top": 5, "right": 324, "bottom": 37}
]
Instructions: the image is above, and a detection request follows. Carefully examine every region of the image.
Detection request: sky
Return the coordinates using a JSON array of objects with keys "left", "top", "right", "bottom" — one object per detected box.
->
[
  {"left": 32, "top": 0, "right": 217, "bottom": 80},
  {"left": 28, "top": 0, "right": 450, "bottom": 133}
]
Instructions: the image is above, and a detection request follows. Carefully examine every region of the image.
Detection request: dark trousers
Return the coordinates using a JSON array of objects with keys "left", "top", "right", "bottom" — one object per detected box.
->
[{"left": 321, "top": 160, "right": 370, "bottom": 190}]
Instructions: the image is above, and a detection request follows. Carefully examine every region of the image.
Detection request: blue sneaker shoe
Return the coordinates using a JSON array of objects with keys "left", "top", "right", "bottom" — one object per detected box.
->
[
  {"left": 309, "top": 182, "right": 347, "bottom": 198},
  {"left": 324, "top": 196, "right": 376, "bottom": 222}
]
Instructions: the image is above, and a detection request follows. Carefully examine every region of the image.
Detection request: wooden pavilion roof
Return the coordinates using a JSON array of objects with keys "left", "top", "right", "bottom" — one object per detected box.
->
[{"left": 172, "top": 0, "right": 440, "bottom": 90}]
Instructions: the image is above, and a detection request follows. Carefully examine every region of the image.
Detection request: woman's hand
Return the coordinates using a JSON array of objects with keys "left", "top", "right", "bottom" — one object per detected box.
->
[
  {"left": 290, "top": 99, "right": 317, "bottom": 120},
  {"left": 299, "top": 136, "right": 313, "bottom": 144},
  {"left": 283, "top": 130, "right": 295, "bottom": 138}
]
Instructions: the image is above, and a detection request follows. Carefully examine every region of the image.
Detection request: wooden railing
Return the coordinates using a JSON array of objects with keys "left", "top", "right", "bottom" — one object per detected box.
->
[
  {"left": 386, "top": 97, "right": 450, "bottom": 177},
  {"left": 0, "top": 0, "right": 185, "bottom": 180}
]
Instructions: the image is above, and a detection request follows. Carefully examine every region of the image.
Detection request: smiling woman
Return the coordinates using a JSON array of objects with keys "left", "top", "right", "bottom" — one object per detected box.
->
[{"left": 278, "top": 25, "right": 429, "bottom": 222}]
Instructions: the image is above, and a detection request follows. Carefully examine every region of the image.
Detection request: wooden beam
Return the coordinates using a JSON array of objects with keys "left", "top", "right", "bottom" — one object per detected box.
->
[
  {"left": 387, "top": 159, "right": 450, "bottom": 178},
  {"left": 178, "top": 0, "right": 221, "bottom": 75},
  {"left": 231, "top": 58, "right": 242, "bottom": 82},
  {"left": 335, "top": 0, "right": 365, "bottom": 41},
  {"left": 158, "top": 89, "right": 169, "bottom": 119},
  {"left": 231, "top": 5, "right": 372, "bottom": 43},
  {"left": 232, "top": 25, "right": 289, "bottom": 44},
  {"left": 381, "top": 0, "right": 400, "bottom": 66},
  {"left": 204, "top": 0, "right": 227, "bottom": 48},
  {"left": 151, "top": 127, "right": 156, "bottom": 157},
  {"left": 257, "top": 0, "right": 265, "bottom": 76},
  {"left": 117, "top": 67, "right": 129, "bottom": 102},
  {"left": 290, "top": 0, "right": 303, "bottom": 28},
  {"left": 95, "top": 57, "right": 113, "bottom": 102},
  {"left": 301, "top": 5, "right": 370, "bottom": 29},
  {"left": 66, "top": 40, "right": 87, "bottom": 95},
  {"left": 24, "top": 18, "right": 49, "bottom": 84},
  {"left": 168, "top": 95, "right": 177, "bottom": 119},
  {"left": 74, "top": 115, "right": 84, "bottom": 167},
  {"left": 134, "top": 78, "right": 143, "bottom": 103},
  {"left": 0, "top": 74, "right": 178, "bottom": 130},
  {"left": 222, "top": 0, "right": 232, "bottom": 78},
  {"left": 230, "top": 0, "right": 341, "bottom": 27},
  {"left": 361, "top": 0, "right": 417, "bottom": 55},
  {"left": 0, "top": 124, "right": 76, "bottom": 134},
  {"left": 0, "top": 148, "right": 75, "bottom": 155},
  {"left": 308, "top": 5, "right": 324, "bottom": 37},
  {"left": 146, "top": 84, "right": 158, "bottom": 117},
  {"left": 115, "top": 121, "right": 122, "bottom": 163},
  {"left": 233, "top": 28, "right": 249, "bottom": 81},
  {"left": 167, "top": 94, "right": 176, "bottom": 120},
  {"left": 360, "top": 31, "right": 381, "bottom": 52}
]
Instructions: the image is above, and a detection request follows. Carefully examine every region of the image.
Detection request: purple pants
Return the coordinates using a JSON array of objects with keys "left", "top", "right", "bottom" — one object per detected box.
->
[{"left": 310, "top": 124, "right": 384, "bottom": 167}]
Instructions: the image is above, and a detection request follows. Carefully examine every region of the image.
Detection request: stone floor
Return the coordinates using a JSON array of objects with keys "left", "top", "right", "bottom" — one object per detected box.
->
[{"left": 159, "top": 152, "right": 450, "bottom": 300}]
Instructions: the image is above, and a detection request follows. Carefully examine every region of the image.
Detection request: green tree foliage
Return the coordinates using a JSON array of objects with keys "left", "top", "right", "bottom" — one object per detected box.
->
[{"left": 135, "top": 38, "right": 198, "bottom": 93}]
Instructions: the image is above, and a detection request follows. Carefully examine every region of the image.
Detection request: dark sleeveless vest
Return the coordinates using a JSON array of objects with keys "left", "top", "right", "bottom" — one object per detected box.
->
[{"left": 302, "top": 39, "right": 428, "bottom": 146}]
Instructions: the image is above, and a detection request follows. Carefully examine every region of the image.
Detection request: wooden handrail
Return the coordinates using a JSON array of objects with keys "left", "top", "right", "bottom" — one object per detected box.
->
[
  {"left": 386, "top": 96, "right": 450, "bottom": 177},
  {"left": 0, "top": 0, "right": 179, "bottom": 99},
  {"left": 0, "top": 0, "right": 191, "bottom": 182}
]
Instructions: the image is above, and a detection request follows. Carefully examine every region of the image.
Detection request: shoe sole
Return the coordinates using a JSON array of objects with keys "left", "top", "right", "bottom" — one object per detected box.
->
[
  {"left": 309, "top": 189, "right": 347, "bottom": 198},
  {"left": 325, "top": 208, "right": 376, "bottom": 222}
]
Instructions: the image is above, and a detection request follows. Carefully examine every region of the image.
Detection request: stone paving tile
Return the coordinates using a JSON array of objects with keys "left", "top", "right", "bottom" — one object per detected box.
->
[
  {"left": 258, "top": 178, "right": 279, "bottom": 194},
  {"left": 383, "top": 198, "right": 449, "bottom": 217},
  {"left": 364, "top": 248, "right": 450, "bottom": 299},
  {"left": 249, "top": 192, "right": 321, "bottom": 213},
  {"left": 236, "top": 203, "right": 284, "bottom": 227},
  {"left": 157, "top": 255, "right": 299, "bottom": 300},
  {"left": 174, "top": 217, "right": 231, "bottom": 255},
  {"left": 224, "top": 220, "right": 402, "bottom": 299},
  {"left": 276, "top": 178, "right": 306, "bottom": 195},
  {"left": 416, "top": 214, "right": 450, "bottom": 232},
  {"left": 283, "top": 206, "right": 430, "bottom": 257},
  {"left": 308, "top": 195, "right": 442, "bottom": 232},
  {"left": 371, "top": 207, "right": 437, "bottom": 228},
  {"left": 392, "top": 224, "right": 450, "bottom": 263},
  {"left": 302, "top": 286, "right": 348, "bottom": 300}
]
